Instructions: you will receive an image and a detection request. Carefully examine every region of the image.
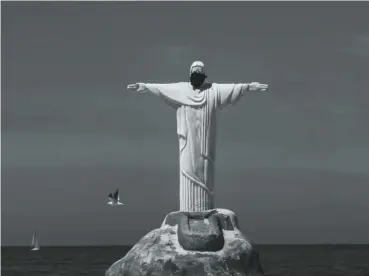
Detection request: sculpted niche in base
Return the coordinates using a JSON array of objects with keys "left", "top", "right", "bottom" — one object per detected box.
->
[{"left": 127, "top": 61, "right": 268, "bottom": 212}]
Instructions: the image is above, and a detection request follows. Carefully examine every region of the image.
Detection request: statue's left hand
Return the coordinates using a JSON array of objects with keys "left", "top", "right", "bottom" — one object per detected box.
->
[
  {"left": 127, "top": 83, "right": 146, "bottom": 92},
  {"left": 248, "top": 82, "right": 268, "bottom": 92}
]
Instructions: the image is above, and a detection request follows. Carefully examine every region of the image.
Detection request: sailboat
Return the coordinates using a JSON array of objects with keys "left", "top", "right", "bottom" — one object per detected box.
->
[
  {"left": 30, "top": 232, "right": 40, "bottom": 251},
  {"left": 107, "top": 189, "right": 124, "bottom": 206}
]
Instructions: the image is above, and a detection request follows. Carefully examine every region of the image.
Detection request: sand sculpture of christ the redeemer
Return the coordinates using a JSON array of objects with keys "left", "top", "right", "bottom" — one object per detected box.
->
[
  {"left": 127, "top": 61, "right": 268, "bottom": 212},
  {"left": 106, "top": 61, "right": 269, "bottom": 276}
]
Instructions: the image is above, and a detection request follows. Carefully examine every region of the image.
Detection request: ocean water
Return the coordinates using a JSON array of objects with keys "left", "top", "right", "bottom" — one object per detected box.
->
[{"left": 1, "top": 245, "right": 369, "bottom": 276}]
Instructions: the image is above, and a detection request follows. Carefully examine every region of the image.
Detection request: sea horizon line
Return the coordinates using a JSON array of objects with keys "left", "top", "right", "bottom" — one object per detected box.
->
[{"left": 2, "top": 243, "right": 369, "bottom": 248}]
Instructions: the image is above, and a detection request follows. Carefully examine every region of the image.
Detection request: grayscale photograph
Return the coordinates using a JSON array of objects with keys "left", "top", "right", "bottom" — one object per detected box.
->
[{"left": 1, "top": 1, "right": 369, "bottom": 276}]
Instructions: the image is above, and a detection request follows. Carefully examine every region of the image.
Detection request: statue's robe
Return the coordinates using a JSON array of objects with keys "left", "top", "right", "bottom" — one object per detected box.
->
[{"left": 144, "top": 82, "right": 248, "bottom": 211}]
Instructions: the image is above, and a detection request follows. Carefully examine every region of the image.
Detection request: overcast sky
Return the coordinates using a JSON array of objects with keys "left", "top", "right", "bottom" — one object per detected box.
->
[{"left": 2, "top": 1, "right": 369, "bottom": 246}]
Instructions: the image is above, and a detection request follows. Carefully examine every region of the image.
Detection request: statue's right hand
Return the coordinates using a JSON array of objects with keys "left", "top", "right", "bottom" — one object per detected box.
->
[{"left": 127, "top": 83, "right": 146, "bottom": 92}]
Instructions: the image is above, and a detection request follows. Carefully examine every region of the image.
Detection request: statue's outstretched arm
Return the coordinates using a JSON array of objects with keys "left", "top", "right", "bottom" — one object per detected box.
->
[
  {"left": 127, "top": 83, "right": 168, "bottom": 96},
  {"left": 127, "top": 82, "right": 180, "bottom": 108},
  {"left": 216, "top": 82, "right": 268, "bottom": 109}
]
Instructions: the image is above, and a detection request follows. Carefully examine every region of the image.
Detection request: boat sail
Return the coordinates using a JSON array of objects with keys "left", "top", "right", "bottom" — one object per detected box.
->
[{"left": 30, "top": 232, "right": 40, "bottom": 251}]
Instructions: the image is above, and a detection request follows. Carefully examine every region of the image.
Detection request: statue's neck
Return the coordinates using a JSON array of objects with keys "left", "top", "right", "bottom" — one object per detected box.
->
[{"left": 188, "top": 81, "right": 210, "bottom": 92}]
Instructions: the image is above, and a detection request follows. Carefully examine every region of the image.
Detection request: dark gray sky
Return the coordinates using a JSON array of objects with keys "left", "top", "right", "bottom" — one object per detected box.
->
[{"left": 2, "top": 1, "right": 369, "bottom": 246}]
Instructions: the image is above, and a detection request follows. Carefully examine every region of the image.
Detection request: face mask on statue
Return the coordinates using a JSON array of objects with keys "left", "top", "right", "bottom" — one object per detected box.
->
[{"left": 190, "top": 72, "right": 206, "bottom": 89}]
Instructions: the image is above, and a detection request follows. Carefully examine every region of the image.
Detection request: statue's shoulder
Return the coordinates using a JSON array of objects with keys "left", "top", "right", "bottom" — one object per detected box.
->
[
  {"left": 206, "top": 82, "right": 216, "bottom": 90},
  {"left": 176, "top": 82, "right": 189, "bottom": 87}
]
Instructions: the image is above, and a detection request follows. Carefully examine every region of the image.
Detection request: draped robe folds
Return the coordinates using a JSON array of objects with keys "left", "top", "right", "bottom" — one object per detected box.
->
[{"left": 144, "top": 82, "right": 248, "bottom": 211}]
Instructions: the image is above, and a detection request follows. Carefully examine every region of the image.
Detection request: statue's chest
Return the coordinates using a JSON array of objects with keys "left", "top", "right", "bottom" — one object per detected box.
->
[
  {"left": 187, "top": 107, "right": 203, "bottom": 123},
  {"left": 176, "top": 91, "right": 215, "bottom": 141},
  {"left": 186, "top": 107, "right": 204, "bottom": 140}
]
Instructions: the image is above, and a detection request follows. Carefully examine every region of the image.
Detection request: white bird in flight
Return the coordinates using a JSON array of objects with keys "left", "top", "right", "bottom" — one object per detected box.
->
[{"left": 107, "top": 189, "right": 124, "bottom": 206}]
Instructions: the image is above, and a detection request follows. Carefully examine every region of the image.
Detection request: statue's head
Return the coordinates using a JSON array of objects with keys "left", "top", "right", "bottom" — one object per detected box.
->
[{"left": 189, "top": 61, "right": 207, "bottom": 89}]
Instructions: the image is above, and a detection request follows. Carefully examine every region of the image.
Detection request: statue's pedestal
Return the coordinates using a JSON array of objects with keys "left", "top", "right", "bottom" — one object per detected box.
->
[{"left": 105, "top": 209, "right": 264, "bottom": 276}]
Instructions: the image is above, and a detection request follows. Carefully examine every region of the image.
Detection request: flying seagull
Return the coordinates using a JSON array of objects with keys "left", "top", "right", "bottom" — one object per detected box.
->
[{"left": 107, "top": 189, "right": 124, "bottom": 206}]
